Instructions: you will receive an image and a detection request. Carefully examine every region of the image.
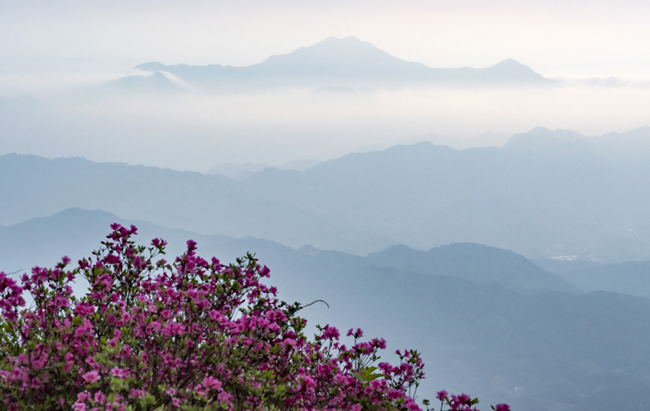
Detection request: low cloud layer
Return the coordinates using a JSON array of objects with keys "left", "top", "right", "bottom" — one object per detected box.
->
[{"left": 1, "top": 77, "right": 650, "bottom": 172}]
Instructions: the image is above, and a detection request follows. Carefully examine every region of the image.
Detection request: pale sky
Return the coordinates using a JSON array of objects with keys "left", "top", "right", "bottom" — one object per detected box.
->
[{"left": 2, "top": 0, "right": 650, "bottom": 77}]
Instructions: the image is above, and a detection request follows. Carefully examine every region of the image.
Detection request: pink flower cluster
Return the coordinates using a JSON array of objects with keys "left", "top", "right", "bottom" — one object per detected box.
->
[
  {"left": 427, "top": 391, "right": 510, "bottom": 411},
  {"left": 0, "top": 224, "right": 432, "bottom": 411}
]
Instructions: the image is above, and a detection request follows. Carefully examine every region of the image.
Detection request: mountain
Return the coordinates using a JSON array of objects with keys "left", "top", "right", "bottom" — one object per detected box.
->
[
  {"left": 555, "top": 260, "right": 650, "bottom": 299},
  {"left": 4, "top": 126, "right": 650, "bottom": 261},
  {"left": 205, "top": 162, "right": 272, "bottom": 178},
  {"left": 206, "top": 159, "right": 319, "bottom": 179},
  {"left": 591, "top": 126, "right": 650, "bottom": 163},
  {"left": 0, "top": 208, "right": 576, "bottom": 295},
  {"left": 237, "top": 128, "right": 650, "bottom": 260},
  {"left": 530, "top": 257, "right": 602, "bottom": 276},
  {"left": 3, "top": 209, "right": 650, "bottom": 411},
  {"left": 128, "top": 36, "right": 559, "bottom": 91},
  {"left": 366, "top": 243, "right": 579, "bottom": 294},
  {"left": 104, "top": 71, "right": 183, "bottom": 93},
  {"left": 0, "top": 153, "right": 390, "bottom": 253},
  {"left": 423, "top": 132, "right": 512, "bottom": 149},
  {"left": 504, "top": 126, "right": 650, "bottom": 163},
  {"left": 503, "top": 127, "right": 591, "bottom": 156}
]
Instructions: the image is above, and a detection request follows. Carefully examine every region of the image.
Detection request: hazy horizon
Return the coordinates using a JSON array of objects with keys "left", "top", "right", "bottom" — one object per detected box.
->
[
  {"left": 3, "top": 13, "right": 650, "bottom": 171},
  {"left": 3, "top": 82, "right": 650, "bottom": 171}
]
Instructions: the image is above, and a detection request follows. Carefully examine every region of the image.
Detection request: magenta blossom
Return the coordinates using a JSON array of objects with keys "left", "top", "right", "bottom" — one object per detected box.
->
[
  {"left": 0, "top": 223, "right": 508, "bottom": 411},
  {"left": 0, "top": 224, "right": 437, "bottom": 411},
  {"left": 81, "top": 370, "right": 100, "bottom": 384}
]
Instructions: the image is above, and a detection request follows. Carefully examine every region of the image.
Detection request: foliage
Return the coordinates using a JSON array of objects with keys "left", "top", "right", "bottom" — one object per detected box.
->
[{"left": 0, "top": 224, "right": 508, "bottom": 411}]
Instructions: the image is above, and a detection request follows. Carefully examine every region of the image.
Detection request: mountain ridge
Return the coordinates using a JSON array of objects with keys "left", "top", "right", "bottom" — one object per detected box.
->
[
  {"left": 4, "top": 126, "right": 650, "bottom": 260},
  {"left": 128, "top": 36, "right": 560, "bottom": 91},
  {"left": 366, "top": 242, "right": 580, "bottom": 294},
  {"left": 0, "top": 207, "right": 576, "bottom": 295}
]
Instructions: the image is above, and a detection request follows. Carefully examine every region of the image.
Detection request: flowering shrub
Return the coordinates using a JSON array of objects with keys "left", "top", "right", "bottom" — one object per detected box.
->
[{"left": 0, "top": 224, "right": 509, "bottom": 411}]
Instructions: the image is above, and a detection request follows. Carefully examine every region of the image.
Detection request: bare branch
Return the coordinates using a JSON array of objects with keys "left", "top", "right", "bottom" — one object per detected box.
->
[{"left": 301, "top": 299, "right": 330, "bottom": 309}]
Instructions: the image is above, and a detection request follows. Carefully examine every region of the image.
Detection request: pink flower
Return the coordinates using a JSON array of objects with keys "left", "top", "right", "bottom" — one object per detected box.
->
[
  {"left": 217, "top": 391, "right": 233, "bottom": 404},
  {"left": 202, "top": 376, "right": 222, "bottom": 391},
  {"left": 81, "top": 370, "right": 100, "bottom": 384},
  {"left": 321, "top": 324, "right": 340, "bottom": 340},
  {"left": 347, "top": 328, "right": 364, "bottom": 338},
  {"left": 0, "top": 224, "right": 475, "bottom": 411},
  {"left": 111, "top": 367, "right": 129, "bottom": 379},
  {"left": 151, "top": 238, "right": 167, "bottom": 248},
  {"left": 283, "top": 338, "right": 297, "bottom": 348},
  {"left": 302, "top": 375, "right": 316, "bottom": 388}
]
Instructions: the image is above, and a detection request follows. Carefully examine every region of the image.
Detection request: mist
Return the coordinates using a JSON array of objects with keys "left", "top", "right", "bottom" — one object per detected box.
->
[{"left": 3, "top": 76, "right": 650, "bottom": 171}]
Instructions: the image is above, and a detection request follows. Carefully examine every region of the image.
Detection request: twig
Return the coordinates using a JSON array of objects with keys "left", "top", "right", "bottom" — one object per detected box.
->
[{"left": 301, "top": 299, "right": 330, "bottom": 309}]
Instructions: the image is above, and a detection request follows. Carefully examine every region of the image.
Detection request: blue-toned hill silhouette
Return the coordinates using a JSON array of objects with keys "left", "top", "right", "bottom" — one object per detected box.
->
[{"left": 123, "top": 36, "right": 559, "bottom": 92}]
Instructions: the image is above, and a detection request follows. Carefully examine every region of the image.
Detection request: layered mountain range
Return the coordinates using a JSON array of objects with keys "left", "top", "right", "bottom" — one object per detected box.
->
[
  {"left": 109, "top": 36, "right": 560, "bottom": 92},
  {"left": 3, "top": 126, "right": 650, "bottom": 261}
]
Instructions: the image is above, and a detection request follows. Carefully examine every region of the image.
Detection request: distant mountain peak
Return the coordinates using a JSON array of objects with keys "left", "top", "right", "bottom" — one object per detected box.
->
[
  {"left": 491, "top": 58, "right": 525, "bottom": 67},
  {"left": 482, "top": 58, "right": 557, "bottom": 84},
  {"left": 258, "top": 36, "right": 406, "bottom": 72},
  {"left": 503, "top": 127, "right": 592, "bottom": 155},
  {"left": 487, "top": 58, "right": 535, "bottom": 73},
  {"left": 320, "top": 35, "right": 363, "bottom": 44},
  {"left": 134, "top": 61, "right": 167, "bottom": 71},
  {"left": 366, "top": 242, "right": 580, "bottom": 294},
  {"left": 125, "top": 37, "right": 559, "bottom": 90},
  {"left": 299, "top": 36, "right": 374, "bottom": 50}
]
